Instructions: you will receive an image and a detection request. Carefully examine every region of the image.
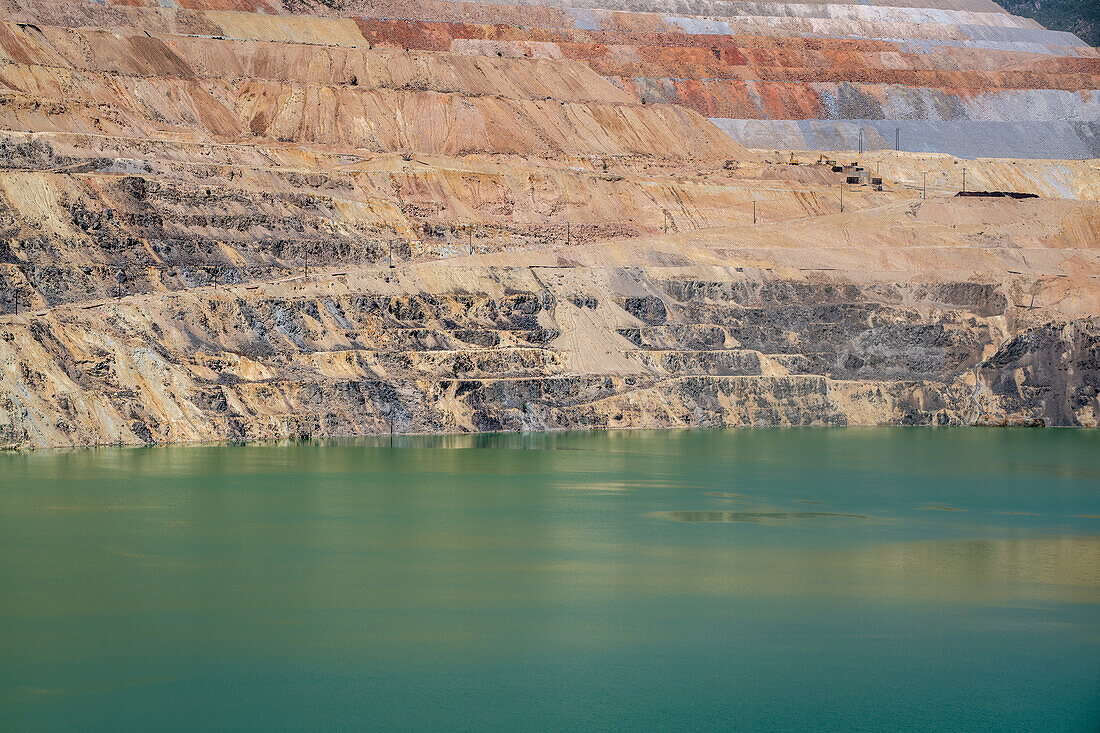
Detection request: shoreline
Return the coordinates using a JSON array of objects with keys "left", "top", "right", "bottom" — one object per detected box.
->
[{"left": 3, "top": 421, "right": 1085, "bottom": 456}]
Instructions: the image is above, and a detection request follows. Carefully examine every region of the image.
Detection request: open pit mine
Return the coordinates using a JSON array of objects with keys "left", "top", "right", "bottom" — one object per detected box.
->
[{"left": 0, "top": 0, "right": 1097, "bottom": 449}]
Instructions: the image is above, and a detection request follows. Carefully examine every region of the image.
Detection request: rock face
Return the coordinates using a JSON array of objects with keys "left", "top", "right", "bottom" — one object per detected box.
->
[
  {"left": 0, "top": 0, "right": 1096, "bottom": 158},
  {"left": 0, "top": 0, "right": 1096, "bottom": 449},
  {"left": 351, "top": 0, "right": 1100, "bottom": 158}
]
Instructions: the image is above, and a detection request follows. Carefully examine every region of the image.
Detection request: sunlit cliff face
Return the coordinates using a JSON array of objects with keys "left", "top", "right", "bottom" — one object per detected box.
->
[{"left": 0, "top": 0, "right": 1096, "bottom": 448}]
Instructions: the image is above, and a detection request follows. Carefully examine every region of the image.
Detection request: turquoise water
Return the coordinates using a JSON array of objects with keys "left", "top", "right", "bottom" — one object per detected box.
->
[{"left": 0, "top": 428, "right": 1098, "bottom": 731}]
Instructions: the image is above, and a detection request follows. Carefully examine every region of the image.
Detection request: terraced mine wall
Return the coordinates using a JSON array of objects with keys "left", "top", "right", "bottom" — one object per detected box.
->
[
  {"left": 167, "top": 0, "right": 1100, "bottom": 159},
  {"left": 0, "top": 0, "right": 1096, "bottom": 448},
  {"left": 411, "top": 0, "right": 1100, "bottom": 159},
  {"left": 3, "top": 0, "right": 1097, "bottom": 158}
]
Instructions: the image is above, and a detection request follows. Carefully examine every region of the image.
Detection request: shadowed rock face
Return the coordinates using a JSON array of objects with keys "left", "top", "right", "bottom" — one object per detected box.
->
[
  {"left": 978, "top": 320, "right": 1100, "bottom": 425},
  {"left": 0, "top": 0, "right": 1096, "bottom": 449}
]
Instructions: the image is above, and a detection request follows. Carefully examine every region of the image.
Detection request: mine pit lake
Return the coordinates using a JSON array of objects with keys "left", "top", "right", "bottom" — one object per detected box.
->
[{"left": 1, "top": 428, "right": 1098, "bottom": 731}]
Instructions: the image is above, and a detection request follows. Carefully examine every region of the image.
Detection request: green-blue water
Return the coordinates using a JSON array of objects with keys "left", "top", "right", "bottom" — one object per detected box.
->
[{"left": 1, "top": 428, "right": 1098, "bottom": 731}]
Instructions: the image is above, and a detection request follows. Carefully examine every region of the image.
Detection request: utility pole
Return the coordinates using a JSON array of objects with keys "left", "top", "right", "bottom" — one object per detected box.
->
[
  {"left": 752, "top": 200, "right": 756, "bottom": 224},
  {"left": 895, "top": 127, "right": 900, "bottom": 152},
  {"left": 922, "top": 172, "right": 927, "bottom": 199},
  {"left": 469, "top": 226, "right": 474, "bottom": 254},
  {"left": 858, "top": 127, "right": 864, "bottom": 155},
  {"left": 565, "top": 221, "right": 570, "bottom": 247},
  {"left": 962, "top": 168, "right": 967, "bottom": 193},
  {"left": 840, "top": 182, "right": 844, "bottom": 213}
]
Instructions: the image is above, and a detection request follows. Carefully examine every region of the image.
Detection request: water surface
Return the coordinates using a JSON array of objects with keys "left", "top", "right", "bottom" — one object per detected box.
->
[{"left": 1, "top": 428, "right": 1098, "bottom": 731}]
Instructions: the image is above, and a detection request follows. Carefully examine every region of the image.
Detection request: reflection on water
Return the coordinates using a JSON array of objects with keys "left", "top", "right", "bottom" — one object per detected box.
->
[
  {"left": 593, "top": 535, "right": 1100, "bottom": 605},
  {"left": 852, "top": 537, "right": 1100, "bottom": 603},
  {"left": 919, "top": 503, "right": 968, "bottom": 512},
  {"left": 651, "top": 510, "right": 871, "bottom": 523},
  {"left": 0, "top": 428, "right": 1098, "bottom": 731},
  {"left": 703, "top": 491, "right": 765, "bottom": 502}
]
